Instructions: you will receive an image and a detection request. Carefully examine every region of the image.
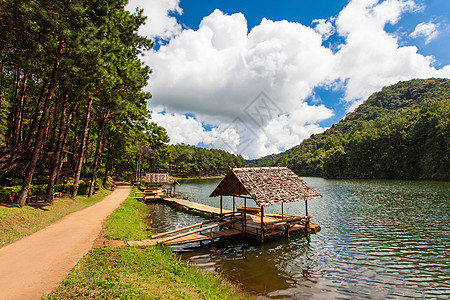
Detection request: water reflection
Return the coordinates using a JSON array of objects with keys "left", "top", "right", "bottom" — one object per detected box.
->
[{"left": 147, "top": 178, "right": 450, "bottom": 299}]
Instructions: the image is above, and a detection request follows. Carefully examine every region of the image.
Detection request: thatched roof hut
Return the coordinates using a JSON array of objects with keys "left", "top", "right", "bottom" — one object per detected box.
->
[
  {"left": 0, "top": 148, "right": 31, "bottom": 178},
  {"left": 145, "top": 173, "right": 169, "bottom": 183},
  {"left": 210, "top": 167, "right": 321, "bottom": 207},
  {"left": 0, "top": 148, "right": 73, "bottom": 180}
]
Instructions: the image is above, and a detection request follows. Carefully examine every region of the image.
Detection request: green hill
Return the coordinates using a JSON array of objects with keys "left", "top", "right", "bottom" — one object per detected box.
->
[{"left": 250, "top": 78, "right": 449, "bottom": 180}]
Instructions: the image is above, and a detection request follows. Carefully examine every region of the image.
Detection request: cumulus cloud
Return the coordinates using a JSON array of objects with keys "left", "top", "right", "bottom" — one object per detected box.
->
[
  {"left": 126, "top": 0, "right": 182, "bottom": 40},
  {"left": 410, "top": 22, "right": 439, "bottom": 44},
  {"left": 334, "top": 0, "right": 447, "bottom": 102},
  {"left": 141, "top": 0, "right": 450, "bottom": 159},
  {"left": 312, "top": 18, "right": 335, "bottom": 40}
]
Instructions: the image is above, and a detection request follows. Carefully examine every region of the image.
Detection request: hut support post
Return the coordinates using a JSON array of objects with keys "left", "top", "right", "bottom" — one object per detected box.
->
[
  {"left": 261, "top": 206, "right": 265, "bottom": 243},
  {"left": 232, "top": 196, "right": 235, "bottom": 228},
  {"left": 305, "top": 199, "right": 309, "bottom": 233},
  {"left": 220, "top": 196, "right": 223, "bottom": 217},
  {"left": 285, "top": 225, "right": 290, "bottom": 238},
  {"left": 305, "top": 199, "right": 308, "bottom": 217},
  {"left": 281, "top": 203, "right": 284, "bottom": 220},
  {"left": 244, "top": 198, "right": 247, "bottom": 236}
]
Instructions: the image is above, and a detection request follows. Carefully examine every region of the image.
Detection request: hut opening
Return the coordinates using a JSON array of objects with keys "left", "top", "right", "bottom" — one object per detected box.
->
[{"left": 209, "top": 167, "right": 322, "bottom": 242}]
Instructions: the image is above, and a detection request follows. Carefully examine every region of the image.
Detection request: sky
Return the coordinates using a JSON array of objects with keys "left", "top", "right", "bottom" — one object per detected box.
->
[{"left": 126, "top": 0, "right": 450, "bottom": 159}]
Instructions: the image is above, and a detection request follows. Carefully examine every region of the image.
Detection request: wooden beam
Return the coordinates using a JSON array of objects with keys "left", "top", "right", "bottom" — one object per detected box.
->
[
  {"left": 261, "top": 206, "right": 264, "bottom": 243},
  {"left": 151, "top": 214, "right": 233, "bottom": 239},
  {"left": 160, "top": 217, "right": 243, "bottom": 244}
]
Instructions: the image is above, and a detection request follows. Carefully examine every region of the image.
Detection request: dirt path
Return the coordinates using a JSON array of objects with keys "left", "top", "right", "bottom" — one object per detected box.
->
[{"left": 0, "top": 185, "right": 131, "bottom": 300}]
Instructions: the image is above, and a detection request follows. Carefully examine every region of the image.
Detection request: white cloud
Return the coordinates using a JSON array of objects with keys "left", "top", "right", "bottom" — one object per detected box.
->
[
  {"left": 141, "top": 0, "right": 450, "bottom": 159},
  {"left": 334, "top": 0, "right": 447, "bottom": 102},
  {"left": 410, "top": 22, "right": 439, "bottom": 44},
  {"left": 151, "top": 112, "right": 241, "bottom": 154},
  {"left": 126, "top": 0, "right": 182, "bottom": 40},
  {"left": 312, "top": 18, "right": 335, "bottom": 40}
]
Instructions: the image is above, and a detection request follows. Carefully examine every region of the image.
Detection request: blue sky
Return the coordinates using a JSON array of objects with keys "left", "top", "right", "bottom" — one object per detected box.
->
[{"left": 127, "top": 0, "right": 449, "bottom": 159}]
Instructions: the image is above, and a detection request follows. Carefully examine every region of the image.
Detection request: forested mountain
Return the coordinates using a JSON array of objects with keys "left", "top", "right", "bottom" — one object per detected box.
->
[
  {"left": 169, "top": 144, "right": 246, "bottom": 177},
  {"left": 250, "top": 78, "right": 449, "bottom": 180}
]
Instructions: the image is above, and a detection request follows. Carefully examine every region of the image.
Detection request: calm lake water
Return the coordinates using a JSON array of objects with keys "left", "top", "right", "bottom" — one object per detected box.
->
[{"left": 147, "top": 178, "right": 450, "bottom": 299}]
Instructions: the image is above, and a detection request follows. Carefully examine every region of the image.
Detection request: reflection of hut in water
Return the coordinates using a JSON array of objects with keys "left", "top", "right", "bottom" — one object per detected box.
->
[{"left": 210, "top": 167, "right": 321, "bottom": 242}]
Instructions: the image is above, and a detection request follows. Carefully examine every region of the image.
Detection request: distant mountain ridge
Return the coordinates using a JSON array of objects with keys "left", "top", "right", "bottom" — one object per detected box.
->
[{"left": 250, "top": 78, "right": 449, "bottom": 180}]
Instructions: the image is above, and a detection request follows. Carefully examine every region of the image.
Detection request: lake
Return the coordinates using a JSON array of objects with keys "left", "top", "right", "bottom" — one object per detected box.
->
[{"left": 147, "top": 178, "right": 450, "bottom": 299}]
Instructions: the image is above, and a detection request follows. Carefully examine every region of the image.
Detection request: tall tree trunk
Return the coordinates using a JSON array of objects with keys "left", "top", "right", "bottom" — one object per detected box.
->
[
  {"left": 102, "top": 147, "right": 111, "bottom": 188},
  {"left": 71, "top": 98, "right": 93, "bottom": 199},
  {"left": 45, "top": 86, "right": 69, "bottom": 203},
  {"left": 17, "top": 48, "right": 61, "bottom": 207},
  {"left": 13, "top": 73, "right": 27, "bottom": 147},
  {"left": 46, "top": 97, "right": 60, "bottom": 152},
  {"left": 0, "top": 61, "right": 4, "bottom": 109},
  {"left": 26, "top": 81, "right": 47, "bottom": 147},
  {"left": 40, "top": 104, "right": 54, "bottom": 168},
  {"left": 7, "top": 67, "right": 21, "bottom": 147},
  {"left": 55, "top": 102, "right": 77, "bottom": 183},
  {"left": 88, "top": 110, "right": 109, "bottom": 197}
]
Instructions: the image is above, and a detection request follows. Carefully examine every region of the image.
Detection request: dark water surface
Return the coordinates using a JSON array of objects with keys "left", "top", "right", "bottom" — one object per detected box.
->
[{"left": 147, "top": 178, "right": 450, "bottom": 299}]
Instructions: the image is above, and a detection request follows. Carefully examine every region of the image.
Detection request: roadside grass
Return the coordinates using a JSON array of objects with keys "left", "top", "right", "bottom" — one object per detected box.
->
[
  {"left": 46, "top": 188, "right": 249, "bottom": 299},
  {"left": 102, "top": 189, "right": 152, "bottom": 241},
  {"left": 45, "top": 246, "right": 247, "bottom": 300},
  {"left": 0, "top": 189, "right": 112, "bottom": 247}
]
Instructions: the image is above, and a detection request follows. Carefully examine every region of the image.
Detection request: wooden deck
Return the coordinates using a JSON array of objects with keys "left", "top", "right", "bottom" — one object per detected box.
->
[
  {"left": 160, "top": 196, "right": 231, "bottom": 216},
  {"left": 135, "top": 188, "right": 165, "bottom": 201},
  {"left": 127, "top": 193, "right": 320, "bottom": 247},
  {"left": 128, "top": 228, "right": 242, "bottom": 246}
]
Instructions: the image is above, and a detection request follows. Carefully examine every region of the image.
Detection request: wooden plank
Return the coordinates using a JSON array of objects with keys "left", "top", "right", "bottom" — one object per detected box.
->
[
  {"left": 151, "top": 215, "right": 233, "bottom": 239},
  {"left": 160, "top": 217, "right": 243, "bottom": 244},
  {"left": 166, "top": 233, "right": 207, "bottom": 245}
]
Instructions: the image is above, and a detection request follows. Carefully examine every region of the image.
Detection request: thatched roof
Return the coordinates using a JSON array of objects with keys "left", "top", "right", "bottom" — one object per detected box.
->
[
  {"left": 209, "top": 167, "right": 321, "bottom": 207},
  {"left": 0, "top": 148, "right": 32, "bottom": 177},
  {"left": 0, "top": 148, "right": 74, "bottom": 179},
  {"left": 145, "top": 173, "right": 169, "bottom": 183}
]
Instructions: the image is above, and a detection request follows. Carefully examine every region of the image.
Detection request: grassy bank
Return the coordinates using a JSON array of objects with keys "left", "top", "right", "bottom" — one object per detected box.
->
[
  {"left": 102, "top": 189, "right": 152, "bottom": 241},
  {"left": 0, "top": 189, "right": 112, "bottom": 247},
  {"left": 46, "top": 189, "right": 248, "bottom": 299}
]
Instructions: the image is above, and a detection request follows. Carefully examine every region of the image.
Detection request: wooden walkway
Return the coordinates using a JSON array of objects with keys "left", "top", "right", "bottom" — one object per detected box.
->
[
  {"left": 127, "top": 193, "right": 320, "bottom": 247},
  {"left": 128, "top": 228, "right": 242, "bottom": 246},
  {"left": 160, "top": 196, "right": 231, "bottom": 216}
]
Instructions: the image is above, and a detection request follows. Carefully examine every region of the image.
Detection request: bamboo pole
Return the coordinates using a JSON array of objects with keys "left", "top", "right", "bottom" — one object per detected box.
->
[
  {"left": 261, "top": 206, "right": 265, "bottom": 243},
  {"left": 232, "top": 196, "right": 235, "bottom": 228},
  {"left": 151, "top": 215, "right": 230, "bottom": 239},
  {"left": 160, "top": 217, "right": 243, "bottom": 244},
  {"left": 305, "top": 199, "right": 309, "bottom": 233},
  {"left": 244, "top": 198, "right": 247, "bottom": 234}
]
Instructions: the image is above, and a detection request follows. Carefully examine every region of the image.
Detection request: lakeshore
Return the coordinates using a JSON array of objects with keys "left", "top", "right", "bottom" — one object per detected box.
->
[
  {"left": 156, "top": 177, "right": 450, "bottom": 298},
  {"left": 44, "top": 188, "right": 248, "bottom": 299}
]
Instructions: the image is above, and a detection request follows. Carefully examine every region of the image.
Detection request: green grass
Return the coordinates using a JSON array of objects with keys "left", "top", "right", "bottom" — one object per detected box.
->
[
  {"left": 45, "top": 188, "right": 249, "bottom": 299},
  {"left": 102, "top": 189, "right": 152, "bottom": 241},
  {"left": 0, "top": 189, "right": 112, "bottom": 247},
  {"left": 45, "top": 246, "right": 247, "bottom": 299}
]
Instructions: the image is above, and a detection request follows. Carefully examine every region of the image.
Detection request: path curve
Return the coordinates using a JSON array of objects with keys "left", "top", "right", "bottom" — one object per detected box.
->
[{"left": 0, "top": 185, "right": 131, "bottom": 300}]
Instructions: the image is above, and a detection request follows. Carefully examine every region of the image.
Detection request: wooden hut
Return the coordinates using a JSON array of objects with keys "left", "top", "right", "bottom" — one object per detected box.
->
[{"left": 210, "top": 167, "right": 321, "bottom": 242}]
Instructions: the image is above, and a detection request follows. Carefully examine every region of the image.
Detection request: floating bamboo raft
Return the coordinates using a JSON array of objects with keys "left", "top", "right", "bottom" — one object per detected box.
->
[{"left": 127, "top": 195, "right": 320, "bottom": 247}]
